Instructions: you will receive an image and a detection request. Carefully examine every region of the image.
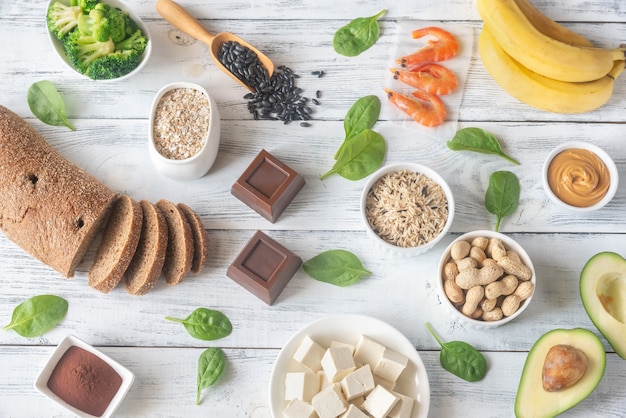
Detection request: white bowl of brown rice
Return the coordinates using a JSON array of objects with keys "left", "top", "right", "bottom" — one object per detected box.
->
[
  {"left": 149, "top": 82, "right": 221, "bottom": 181},
  {"left": 437, "top": 230, "right": 536, "bottom": 328},
  {"left": 360, "top": 163, "right": 455, "bottom": 257}
]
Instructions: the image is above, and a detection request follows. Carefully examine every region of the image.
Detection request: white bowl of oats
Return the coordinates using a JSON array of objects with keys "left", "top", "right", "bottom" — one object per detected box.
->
[
  {"left": 149, "top": 82, "right": 221, "bottom": 180},
  {"left": 360, "top": 163, "right": 455, "bottom": 257}
]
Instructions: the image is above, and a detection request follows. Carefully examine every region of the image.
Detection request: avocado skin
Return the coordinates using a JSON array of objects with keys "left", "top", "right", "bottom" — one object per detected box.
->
[
  {"left": 580, "top": 251, "right": 626, "bottom": 359},
  {"left": 515, "top": 328, "right": 605, "bottom": 418}
]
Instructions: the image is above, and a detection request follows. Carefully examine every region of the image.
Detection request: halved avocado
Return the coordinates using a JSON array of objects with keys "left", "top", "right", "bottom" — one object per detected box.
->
[
  {"left": 580, "top": 252, "right": 626, "bottom": 359},
  {"left": 515, "top": 328, "right": 605, "bottom": 418}
]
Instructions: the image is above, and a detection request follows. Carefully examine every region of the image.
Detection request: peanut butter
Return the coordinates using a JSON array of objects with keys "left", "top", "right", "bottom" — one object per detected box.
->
[{"left": 547, "top": 148, "right": 610, "bottom": 207}]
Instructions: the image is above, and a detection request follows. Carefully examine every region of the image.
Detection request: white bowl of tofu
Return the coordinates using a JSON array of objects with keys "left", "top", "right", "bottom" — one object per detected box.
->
[{"left": 269, "top": 314, "right": 430, "bottom": 418}]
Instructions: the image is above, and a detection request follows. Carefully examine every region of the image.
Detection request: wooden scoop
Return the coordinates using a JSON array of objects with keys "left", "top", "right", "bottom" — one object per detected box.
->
[{"left": 155, "top": 0, "right": 274, "bottom": 92}]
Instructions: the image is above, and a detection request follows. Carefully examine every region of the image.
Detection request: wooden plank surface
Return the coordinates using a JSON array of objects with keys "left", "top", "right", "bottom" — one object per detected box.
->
[{"left": 2, "top": 0, "right": 626, "bottom": 417}]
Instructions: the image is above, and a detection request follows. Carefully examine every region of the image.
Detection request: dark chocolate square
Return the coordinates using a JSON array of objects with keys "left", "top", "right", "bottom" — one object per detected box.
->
[
  {"left": 231, "top": 149, "right": 305, "bottom": 222},
  {"left": 226, "top": 230, "right": 302, "bottom": 305}
]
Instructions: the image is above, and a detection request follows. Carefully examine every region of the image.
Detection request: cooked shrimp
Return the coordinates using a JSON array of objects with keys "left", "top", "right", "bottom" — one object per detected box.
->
[
  {"left": 384, "top": 88, "right": 447, "bottom": 127},
  {"left": 390, "top": 64, "right": 458, "bottom": 95},
  {"left": 396, "top": 26, "right": 459, "bottom": 68}
]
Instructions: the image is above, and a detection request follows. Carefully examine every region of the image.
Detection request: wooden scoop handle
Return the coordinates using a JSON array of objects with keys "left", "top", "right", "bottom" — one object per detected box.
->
[{"left": 155, "top": 0, "right": 215, "bottom": 47}]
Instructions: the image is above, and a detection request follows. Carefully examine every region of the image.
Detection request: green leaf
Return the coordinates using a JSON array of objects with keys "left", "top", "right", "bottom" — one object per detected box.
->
[
  {"left": 485, "top": 171, "right": 521, "bottom": 232},
  {"left": 333, "top": 9, "right": 387, "bottom": 57},
  {"left": 303, "top": 249, "right": 371, "bottom": 287},
  {"left": 446, "top": 127, "right": 519, "bottom": 165},
  {"left": 196, "top": 347, "right": 226, "bottom": 405},
  {"left": 426, "top": 322, "right": 487, "bottom": 382},
  {"left": 165, "top": 308, "right": 232, "bottom": 341},
  {"left": 27, "top": 80, "right": 75, "bottom": 130},
  {"left": 336, "top": 95, "right": 381, "bottom": 160},
  {"left": 3, "top": 295, "right": 68, "bottom": 338},
  {"left": 321, "top": 129, "right": 386, "bottom": 181}
]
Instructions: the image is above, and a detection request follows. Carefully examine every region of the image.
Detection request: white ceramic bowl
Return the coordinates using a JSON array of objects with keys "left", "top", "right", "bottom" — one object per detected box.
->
[
  {"left": 46, "top": 0, "right": 152, "bottom": 81},
  {"left": 542, "top": 141, "right": 618, "bottom": 211},
  {"left": 437, "top": 230, "right": 536, "bottom": 329},
  {"left": 34, "top": 335, "right": 134, "bottom": 418},
  {"left": 269, "top": 314, "right": 430, "bottom": 418},
  {"left": 360, "top": 163, "right": 455, "bottom": 257},
  {"left": 148, "top": 82, "right": 221, "bottom": 181}
]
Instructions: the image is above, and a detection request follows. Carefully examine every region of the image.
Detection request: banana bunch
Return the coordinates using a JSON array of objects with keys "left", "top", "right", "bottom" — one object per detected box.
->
[{"left": 477, "top": 0, "right": 626, "bottom": 114}]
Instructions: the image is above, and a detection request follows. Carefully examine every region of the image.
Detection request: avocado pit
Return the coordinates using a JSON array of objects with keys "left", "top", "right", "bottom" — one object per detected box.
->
[{"left": 542, "top": 344, "right": 588, "bottom": 392}]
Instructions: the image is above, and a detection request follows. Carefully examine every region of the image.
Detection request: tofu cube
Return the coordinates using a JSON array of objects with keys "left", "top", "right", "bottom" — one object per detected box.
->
[
  {"left": 283, "top": 399, "right": 317, "bottom": 418},
  {"left": 285, "top": 372, "right": 321, "bottom": 402},
  {"left": 311, "top": 383, "right": 348, "bottom": 418},
  {"left": 294, "top": 335, "right": 326, "bottom": 372},
  {"left": 361, "top": 385, "right": 399, "bottom": 418},
  {"left": 340, "top": 404, "right": 370, "bottom": 418},
  {"left": 340, "top": 364, "right": 375, "bottom": 401},
  {"left": 373, "top": 374, "right": 396, "bottom": 392},
  {"left": 321, "top": 346, "right": 356, "bottom": 383},
  {"left": 353, "top": 335, "right": 385, "bottom": 366},
  {"left": 388, "top": 391, "right": 415, "bottom": 418},
  {"left": 373, "top": 348, "right": 409, "bottom": 382},
  {"left": 330, "top": 340, "right": 355, "bottom": 356}
]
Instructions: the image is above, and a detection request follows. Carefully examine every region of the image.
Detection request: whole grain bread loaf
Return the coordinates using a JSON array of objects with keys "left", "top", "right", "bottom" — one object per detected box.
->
[
  {"left": 177, "top": 202, "right": 209, "bottom": 274},
  {"left": 156, "top": 199, "right": 193, "bottom": 285},
  {"left": 89, "top": 194, "right": 143, "bottom": 293},
  {"left": 0, "top": 105, "right": 118, "bottom": 277},
  {"left": 124, "top": 200, "right": 169, "bottom": 295}
]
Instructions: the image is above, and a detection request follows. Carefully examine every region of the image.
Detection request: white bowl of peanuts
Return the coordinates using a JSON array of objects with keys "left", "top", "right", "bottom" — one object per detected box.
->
[
  {"left": 437, "top": 230, "right": 536, "bottom": 328},
  {"left": 149, "top": 82, "right": 221, "bottom": 181}
]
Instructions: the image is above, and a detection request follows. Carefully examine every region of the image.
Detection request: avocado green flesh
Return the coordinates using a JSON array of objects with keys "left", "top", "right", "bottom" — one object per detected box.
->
[
  {"left": 580, "top": 252, "right": 626, "bottom": 358},
  {"left": 515, "top": 328, "right": 606, "bottom": 418}
]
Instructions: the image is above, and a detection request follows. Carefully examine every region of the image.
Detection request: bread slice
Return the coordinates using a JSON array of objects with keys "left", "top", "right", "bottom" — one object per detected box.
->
[
  {"left": 177, "top": 203, "right": 209, "bottom": 274},
  {"left": 88, "top": 195, "right": 143, "bottom": 293},
  {"left": 155, "top": 199, "right": 193, "bottom": 285},
  {"left": 0, "top": 105, "right": 118, "bottom": 277},
  {"left": 124, "top": 200, "right": 169, "bottom": 295}
]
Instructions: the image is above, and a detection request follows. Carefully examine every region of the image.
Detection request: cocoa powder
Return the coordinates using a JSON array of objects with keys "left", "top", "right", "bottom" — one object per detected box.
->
[{"left": 47, "top": 345, "right": 122, "bottom": 417}]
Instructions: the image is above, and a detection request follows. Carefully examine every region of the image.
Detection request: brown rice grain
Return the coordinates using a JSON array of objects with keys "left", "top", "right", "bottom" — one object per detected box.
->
[{"left": 365, "top": 169, "right": 448, "bottom": 247}]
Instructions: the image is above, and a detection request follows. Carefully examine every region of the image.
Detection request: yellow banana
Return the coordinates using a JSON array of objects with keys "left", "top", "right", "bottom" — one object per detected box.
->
[
  {"left": 478, "top": 26, "right": 625, "bottom": 114},
  {"left": 514, "top": 0, "right": 593, "bottom": 47},
  {"left": 477, "top": 0, "right": 625, "bottom": 82}
]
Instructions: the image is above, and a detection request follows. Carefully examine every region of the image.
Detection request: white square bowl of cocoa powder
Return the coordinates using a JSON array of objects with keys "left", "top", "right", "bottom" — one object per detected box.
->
[{"left": 34, "top": 334, "right": 135, "bottom": 418}]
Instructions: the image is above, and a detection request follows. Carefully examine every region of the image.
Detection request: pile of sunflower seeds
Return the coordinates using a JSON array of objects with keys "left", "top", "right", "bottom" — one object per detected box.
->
[{"left": 218, "top": 40, "right": 321, "bottom": 126}]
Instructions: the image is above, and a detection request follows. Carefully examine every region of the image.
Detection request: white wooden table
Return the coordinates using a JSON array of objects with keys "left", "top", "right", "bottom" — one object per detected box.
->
[{"left": 2, "top": 1, "right": 626, "bottom": 417}]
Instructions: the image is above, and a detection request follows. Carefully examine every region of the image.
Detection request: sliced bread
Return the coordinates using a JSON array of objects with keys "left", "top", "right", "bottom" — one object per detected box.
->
[
  {"left": 88, "top": 194, "right": 143, "bottom": 293},
  {"left": 155, "top": 199, "right": 193, "bottom": 285},
  {"left": 124, "top": 200, "right": 169, "bottom": 295},
  {"left": 177, "top": 203, "right": 209, "bottom": 274}
]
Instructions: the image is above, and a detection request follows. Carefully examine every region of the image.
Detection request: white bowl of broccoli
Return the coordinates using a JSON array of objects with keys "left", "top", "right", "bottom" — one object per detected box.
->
[{"left": 46, "top": 0, "right": 151, "bottom": 81}]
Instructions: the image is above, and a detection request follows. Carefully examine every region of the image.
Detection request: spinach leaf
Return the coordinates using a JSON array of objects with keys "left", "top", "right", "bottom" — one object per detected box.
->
[
  {"left": 320, "top": 129, "right": 386, "bottom": 180},
  {"left": 27, "top": 80, "right": 75, "bottom": 130},
  {"left": 485, "top": 171, "right": 520, "bottom": 232},
  {"left": 335, "top": 95, "right": 381, "bottom": 160},
  {"left": 196, "top": 347, "right": 226, "bottom": 405},
  {"left": 447, "top": 127, "right": 519, "bottom": 165},
  {"left": 426, "top": 322, "right": 487, "bottom": 382},
  {"left": 303, "top": 249, "right": 371, "bottom": 287},
  {"left": 333, "top": 9, "right": 387, "bottom": 57},
  {"left": 3, "top": 295, "right": 68, "bottom": 338},
  {"left": 165, "top": 308, "right": 232, "bottom": 341}
]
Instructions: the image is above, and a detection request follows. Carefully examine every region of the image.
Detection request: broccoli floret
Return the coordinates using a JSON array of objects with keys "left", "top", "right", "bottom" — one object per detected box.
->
[
  {"left": 78, "top": 0, "right": 100, "bottom": 12},
  {"left": 116, "top": 29, "right": 147, "bottom": 55},
  {"left": 47, "top": 1, "right": 82, "bottom": 40},
  {"left": 64, "top": 29, "right": 115, "bottom": 73},
  {"left": 76, "top": 3, "right": 128, "bottom": 43},
  {"left": 84, "top": 50, "right": 141, "bottom": 79}
]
